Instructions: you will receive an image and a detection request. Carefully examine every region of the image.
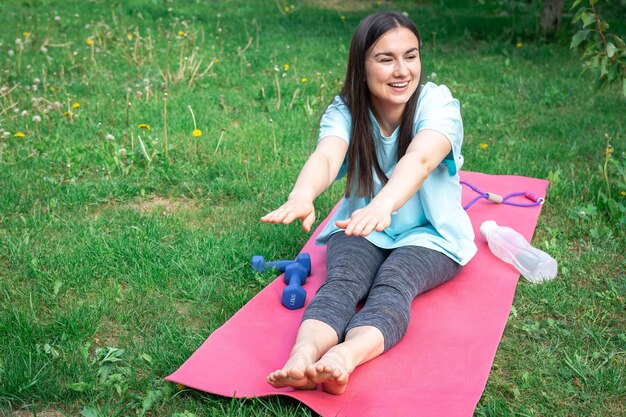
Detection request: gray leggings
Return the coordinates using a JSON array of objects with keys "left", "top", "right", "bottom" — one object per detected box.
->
[{"left": 303, "top": 233, "right": 462, "bottom": 352}]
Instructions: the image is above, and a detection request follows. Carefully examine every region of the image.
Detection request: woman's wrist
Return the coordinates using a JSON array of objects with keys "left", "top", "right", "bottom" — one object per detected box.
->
[{"left": 288, "top": 188, "right": 316, "bottom": 203}]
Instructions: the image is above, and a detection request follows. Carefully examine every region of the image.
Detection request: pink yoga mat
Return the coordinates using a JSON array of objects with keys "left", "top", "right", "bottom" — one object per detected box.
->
[{"left": 166, "top": 171, "right": 550, "bottom": 417}]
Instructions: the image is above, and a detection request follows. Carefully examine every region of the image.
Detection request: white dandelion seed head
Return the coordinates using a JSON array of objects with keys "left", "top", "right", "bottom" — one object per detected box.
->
[
  {"left": 15, "top": 38, "right": 22, "bottom": 45},
  {"left": 54, "top": 16, "right": 61, "bottom": 21},
  {"left": 2, "top": 131, "right": 10, "bottom": 139},
  {"left": 105, "top": 134, "right": 115, "bottom": 141},
  {"left": 8, "top": 50, "right": 14, "bottom": 57},
  {"left": 32, "top": 115, "right": 42, "bottom": 123},
  {"left": 118, "top": 148, "right": 127, "bottom": 155},
  {"left": 21, "top": 110, "right": 28, "bottom": 117}
]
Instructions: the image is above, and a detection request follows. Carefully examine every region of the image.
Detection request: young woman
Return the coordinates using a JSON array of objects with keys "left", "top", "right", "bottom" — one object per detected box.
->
[{"left": 261, "top": 11, "right": 477, "bottom": 395}]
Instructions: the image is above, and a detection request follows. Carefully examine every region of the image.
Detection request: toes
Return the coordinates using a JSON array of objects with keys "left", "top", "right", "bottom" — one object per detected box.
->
[
  {"left": 304, "top": 365, "right": 317, "bottom": 379},
  {"left": 288, "top": 367, "right": 305, "bottom": 380},
  {"left": 335, "top": 372, "right": 348, "bottom": 384},
  {"left": 316, "top": 363, "right": 333, "bottom": 375}
]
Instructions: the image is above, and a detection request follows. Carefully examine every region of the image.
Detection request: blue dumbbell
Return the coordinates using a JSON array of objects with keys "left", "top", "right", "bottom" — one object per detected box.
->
[
  {"left": 282, "top": 262, "right": 308, "bottom": 310},
  {"left": 251, "top": 253, "right": 311, "bottom": 276}
]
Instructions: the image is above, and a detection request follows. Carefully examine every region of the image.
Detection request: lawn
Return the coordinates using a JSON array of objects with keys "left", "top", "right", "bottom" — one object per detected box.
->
[{"left": 0, "top": 0, "right": 624, "bottom": 416}]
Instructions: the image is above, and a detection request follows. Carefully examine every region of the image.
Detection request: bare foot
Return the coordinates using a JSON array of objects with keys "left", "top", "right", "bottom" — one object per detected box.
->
[
  {"left": 305, "top": 349, "right": 351, "bottom": 395},
  {"left": 267, "top": 348, "right": 317, "bottom": 390}
]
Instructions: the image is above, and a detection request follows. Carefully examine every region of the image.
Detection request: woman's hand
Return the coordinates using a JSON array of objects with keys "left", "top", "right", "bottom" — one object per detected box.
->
[
  {"left": 261, "top": 194, "right": 316, "bottom": 233},
  {"left": 335, "top": 199, "right": 393, "bottom": 237}
]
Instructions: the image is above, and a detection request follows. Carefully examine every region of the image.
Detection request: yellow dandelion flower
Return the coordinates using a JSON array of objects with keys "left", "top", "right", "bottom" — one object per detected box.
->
[
  {"left": 340, "top": 15, "right": 347, "bottom": 21},
  {"left": 212, "top": 58, "right": 220, "bottom": 63},
  {"left": 14, "top": 132, "right": 25, "bottom": 138},
  {"left": 192, "top": 129, "right": 202, "bottom": 137},
  {"left": 50, "top": 86, "right": 56, "bottom": 93},
  {"left": 178, "top": 31, "right": 186, "bottom": 37},
  {"left": 127, "top": 33, "right": 134, "bottom": 40},
  {"left": 23, "top": 32, "right": 30, "bottom": 38},
  {"left": 138, "top": 123, "right": 151, "bottom": 130},
  {"left": 63, "top": 111, "right": 73, "bottom": 117},
  {"left": 605, "top": 145, "right": 614, "bottom": 156},
  {"left": 72, "top": 102, "right": 80, "bottom": 109},
  {"left": 86, "top": 38, "right": 94, "bottom": 46},
  {"left": 284, "top": 6, "right": 289, "bottom": 12},
  {"left": 479, "top": 143, "right": 488, "bottom": 150},
  {"left": 516, "top": 42, "right": 523, "bottom": 48},
  {"left": 300, "top": 77, "right": 308, "bottom": 83},
  {"left": 620, "top": 191, "right": 626, "bottom": 197},
  {"left": 283, "top": 64, "right": 289, "bottom": 71}
]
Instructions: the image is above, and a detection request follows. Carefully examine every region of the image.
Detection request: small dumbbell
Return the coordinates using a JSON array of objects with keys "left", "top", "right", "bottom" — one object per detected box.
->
[
  {"left": 251, "top": 253, "right": 311, "bottom": 276},
  {"left": 282, "top": 262, "right": 308, "bottom": 310}
]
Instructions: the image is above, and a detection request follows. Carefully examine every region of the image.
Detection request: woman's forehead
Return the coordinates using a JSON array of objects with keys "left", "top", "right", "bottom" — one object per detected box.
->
[{"left": 369, "top": 27, "right": 419, "bottom": 54}]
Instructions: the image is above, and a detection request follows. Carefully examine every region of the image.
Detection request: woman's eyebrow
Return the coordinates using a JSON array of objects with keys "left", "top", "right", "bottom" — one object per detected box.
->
[{"left": 373, "top": 47, "right": 419, "bottom": 58}]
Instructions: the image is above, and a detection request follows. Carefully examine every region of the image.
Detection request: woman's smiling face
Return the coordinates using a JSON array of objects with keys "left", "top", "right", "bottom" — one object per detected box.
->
[{"left": 365, "top": 27, "right": 421, "bottom": 114}]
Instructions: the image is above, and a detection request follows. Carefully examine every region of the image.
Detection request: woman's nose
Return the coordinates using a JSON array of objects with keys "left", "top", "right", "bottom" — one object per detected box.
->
[{"left": 393, "top": 60, "right": 409, "bottom": 77}]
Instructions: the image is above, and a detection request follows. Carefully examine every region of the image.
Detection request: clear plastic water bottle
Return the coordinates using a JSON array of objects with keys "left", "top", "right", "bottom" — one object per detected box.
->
[{"left": 480, "top": 220, "right": 557, "bottom": 283}]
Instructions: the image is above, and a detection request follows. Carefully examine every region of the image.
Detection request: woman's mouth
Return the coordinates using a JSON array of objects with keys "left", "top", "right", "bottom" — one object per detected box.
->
[{"left": 388, "top": 81, "right": 410, "bottom": 92}]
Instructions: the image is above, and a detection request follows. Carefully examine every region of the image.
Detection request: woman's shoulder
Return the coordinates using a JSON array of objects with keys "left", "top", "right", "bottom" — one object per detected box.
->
[
  {"left": 323, "top": 95, "right": 351, "bottom": 121},
  {"left": 328, "top": 95, "right": 349, "bottom": 110},
  {"left": 418, "top": 82, "right": 456, "bottom": 106}
]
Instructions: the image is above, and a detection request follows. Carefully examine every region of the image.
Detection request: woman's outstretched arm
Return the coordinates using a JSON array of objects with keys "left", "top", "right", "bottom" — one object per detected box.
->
[
  {"left": 336, "top": 129, "right": 451, "bottom": 236},
  {"left": 262, "top": 136, "right": 348, "bottom": 232}
]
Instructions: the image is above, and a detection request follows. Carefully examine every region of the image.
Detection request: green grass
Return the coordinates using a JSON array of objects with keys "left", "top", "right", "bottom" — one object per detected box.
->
[{"left": 0, "top": 0, "right": 624, "bottom": 416}]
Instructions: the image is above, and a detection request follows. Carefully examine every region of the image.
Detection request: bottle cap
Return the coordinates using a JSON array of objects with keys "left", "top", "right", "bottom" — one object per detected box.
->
[{"left": 479, "top": 220, "right": 499, "bottom": 239}]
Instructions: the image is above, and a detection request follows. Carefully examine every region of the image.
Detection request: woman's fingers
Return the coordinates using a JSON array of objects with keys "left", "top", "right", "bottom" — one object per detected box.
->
[
  {"left": 336, "top": 209, "right": 390, "bottom": 237},
  {"left": 262, "top": 201, "right": 315, "bottom": 230},
  {"left": 302, "top": 210, "right": 316, "bottom": 232},
  {"left": 261, "top": 208, "right": 286, "bottom": 223}
]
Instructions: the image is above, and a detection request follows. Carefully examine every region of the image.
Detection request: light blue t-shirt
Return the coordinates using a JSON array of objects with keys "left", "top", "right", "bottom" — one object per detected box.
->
[{"left": 314, "top": 82, "right": 477, "bottom": 266}]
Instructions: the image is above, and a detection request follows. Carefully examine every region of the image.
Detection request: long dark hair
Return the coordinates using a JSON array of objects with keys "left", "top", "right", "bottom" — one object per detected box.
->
[{"left": 341, "top": 12, "right": 422, "bottom": 198}]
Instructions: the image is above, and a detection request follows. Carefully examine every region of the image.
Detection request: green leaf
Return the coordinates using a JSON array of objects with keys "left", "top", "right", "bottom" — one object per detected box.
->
[
  {"left": 607, "top": 34, "right": 626, "bottom": 50},
  {"left": 53, "top": 280, "right": 63, "bottom": 295},
  {"left": 80, "top": 407, "right": 99, "bottom": 417},
  {"left": 581, "top": 12, "right": 595, "bottom": 28},
  {"left": 141, "top": 389, "right": 162, "bottom": 415},
  {"left": 606, "top": 42, "right": 617, "bottom": 58},
  {"left": 571, "top": 0, "right": 583, "bottom": 10},
  {"left": 67, "top": 381, "right": 91, "bottom": 392},
  {"left": 600, "top": 56, "right": 608, "bottom": 77},
  {"left": 623, "top": 77, "right": 626, "bottom": 99},
  {"left": 570, "top": 30, "right": 590, "bottom": 49}
]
